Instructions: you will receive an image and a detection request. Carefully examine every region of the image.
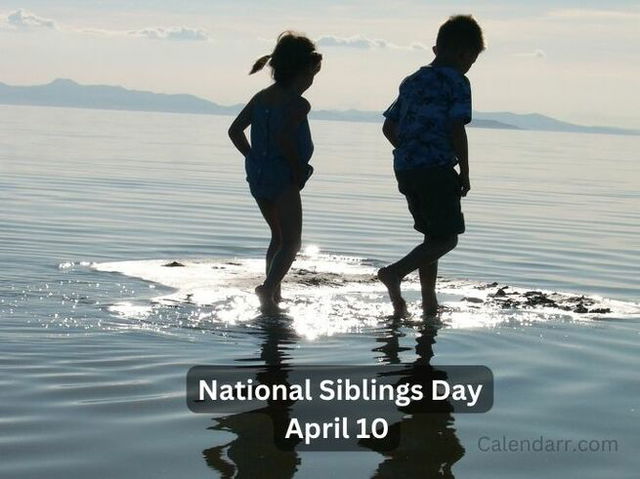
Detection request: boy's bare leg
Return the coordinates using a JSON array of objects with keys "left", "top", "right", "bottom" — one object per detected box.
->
[
  {"left": 419, "top": 260, "right": 439, "bottom": 316},
  {"left": 378, "top": 235, "right": 457, "bottom": 317},
  {"left": 377, "top": 267, "right": 407, "bottom": 318},
  {"left": 390, "top": 235, "right": 457, "bottom": 278}
]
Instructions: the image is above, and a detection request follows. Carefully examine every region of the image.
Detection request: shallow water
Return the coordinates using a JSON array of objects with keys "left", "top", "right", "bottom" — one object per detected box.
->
[{"left": 1, "top": 105, "right": 639, "bottom": 478}]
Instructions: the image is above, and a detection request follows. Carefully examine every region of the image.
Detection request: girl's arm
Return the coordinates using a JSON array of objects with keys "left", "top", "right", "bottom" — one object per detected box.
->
[
  {"left": 228, "top": 98, "right": 254, "bottom": 157},
  {"left": 276, "top": 97, "right": 310, "bottom": 188}
]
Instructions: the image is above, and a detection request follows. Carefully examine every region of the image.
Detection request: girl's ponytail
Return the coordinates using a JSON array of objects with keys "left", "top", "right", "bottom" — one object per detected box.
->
[{"left": 249, "top": 54, "right": 271, "bottom": 75}]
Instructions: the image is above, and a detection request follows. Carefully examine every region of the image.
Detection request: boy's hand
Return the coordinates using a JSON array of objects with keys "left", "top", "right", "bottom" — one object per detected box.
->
[
  {"left": 460, "top": 174, "right": 471, "bottom": 197},
  {"left": 292, "top": 167, "right": 303, "bottom": 190},
  {"left": 382, "top": 118, "right": 400, "bottom": 148}
]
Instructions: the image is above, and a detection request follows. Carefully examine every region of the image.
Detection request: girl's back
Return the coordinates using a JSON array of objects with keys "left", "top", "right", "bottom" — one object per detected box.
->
[{"left": 247, "top": 87, "right": 313, "bottom": 168}]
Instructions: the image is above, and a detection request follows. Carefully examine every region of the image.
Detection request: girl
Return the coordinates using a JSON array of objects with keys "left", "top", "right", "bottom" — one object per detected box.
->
[{"left": 228, "top": 31, "right": 322, "bottom": 314}]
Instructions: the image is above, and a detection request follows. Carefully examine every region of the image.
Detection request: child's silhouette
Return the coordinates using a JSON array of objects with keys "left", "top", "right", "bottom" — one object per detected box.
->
[
  {"left": 378, "top": 15, "right": 485, "bottom": 317},
  {"left": 229, "top": 32, "right": 322, "bottom": 314}
]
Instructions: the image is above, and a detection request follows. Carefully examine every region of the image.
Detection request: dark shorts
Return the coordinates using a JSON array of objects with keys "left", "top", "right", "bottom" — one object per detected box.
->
[{"left": 395, "top": 166, "right": 465, "bottom": 238}]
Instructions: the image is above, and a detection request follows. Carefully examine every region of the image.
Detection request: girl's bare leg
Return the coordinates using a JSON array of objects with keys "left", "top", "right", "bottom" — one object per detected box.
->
[
  {"left": 263, "top": 186, "right": 302, "bottom": 291},
  {"left": 255, "top": 198, "right": 283, "bottom": 311}
]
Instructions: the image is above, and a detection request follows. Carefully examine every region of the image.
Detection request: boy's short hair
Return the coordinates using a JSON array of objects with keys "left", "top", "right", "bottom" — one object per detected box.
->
[{"left": 436, "top": 15, "right": 485, "bottom": 55}]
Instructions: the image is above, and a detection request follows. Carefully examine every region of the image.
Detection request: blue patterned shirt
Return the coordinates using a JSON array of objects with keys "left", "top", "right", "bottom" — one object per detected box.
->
[{"left": 383, "top": 65, "right": 472, "bottom": 171}]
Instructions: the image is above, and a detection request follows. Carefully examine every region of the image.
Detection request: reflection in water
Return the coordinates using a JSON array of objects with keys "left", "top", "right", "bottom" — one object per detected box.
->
[
  {"left": 202, "top": 317, "right": 301, "bottom": 478},
  {"left": 202, "top": 317, "right": 464, "bottom": 478},
  {"left": 363, "top": 319, "right": 465, "bottom": 478}
]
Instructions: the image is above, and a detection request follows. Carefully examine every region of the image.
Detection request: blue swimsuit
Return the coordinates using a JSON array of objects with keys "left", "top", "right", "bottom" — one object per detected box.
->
[{"left": 245, "top": 99, "right": 314, "bottom": 200}]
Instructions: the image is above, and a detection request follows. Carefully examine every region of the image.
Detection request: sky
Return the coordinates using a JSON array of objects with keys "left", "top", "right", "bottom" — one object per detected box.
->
[{"left": 1, "top": 0, "right": 639, "bottom": 128}]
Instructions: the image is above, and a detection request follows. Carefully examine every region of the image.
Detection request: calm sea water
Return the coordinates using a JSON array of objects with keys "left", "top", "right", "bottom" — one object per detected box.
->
[{"left": 1, "top": 104, "right": 639, "bottom": 478}]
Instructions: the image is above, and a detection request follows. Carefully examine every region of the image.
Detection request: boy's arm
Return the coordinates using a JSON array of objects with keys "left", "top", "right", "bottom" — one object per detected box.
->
[
  {"left": 451, "top": 121, "right": 470, "bottom": 197},
  {"left": 228, "top": 98, "right": 254, "bottom": 157},
  {"left": 382, "top": 118, "right": 399, "bottom": 148}
]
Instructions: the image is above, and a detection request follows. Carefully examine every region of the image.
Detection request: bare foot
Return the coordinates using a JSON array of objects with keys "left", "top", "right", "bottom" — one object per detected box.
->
[
  {"left": 274, "top": 295, "right": 289, "bottom": 304},
  {"left": 274, "top": 284, "right": 283, "bottom": 304},
  {"left": 377, "top": 267, "right": 408, "bottom": 318},
  {"left": 422, "top": 293, "right": 440, "bottom": 316},
  {"left": 422, "top": 304, "right": 452, "bottom": 321},
  {"left": 255, "top": 284, "right": 279, "bottom": 314},
  {"left": 422, "top": 306, "right": 440, "bottom": 317}
]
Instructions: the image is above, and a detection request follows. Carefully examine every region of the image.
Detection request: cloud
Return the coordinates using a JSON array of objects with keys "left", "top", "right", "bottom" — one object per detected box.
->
[
  {"left": 316, "top": 35, "right": 384, "bottom": 49},
  {"left": 515, "top": 49, "right": 546, "bottom": 59},
  {"left": 548, "top": 8, "right": 640, "bottom": 21},
  {"left": 316, "top": 35, "right": 427, "bottom": 51},
  {"left": 128, "top": 26, "right": 210, "bottom": 42},
  {"left": 2, "top": 9, "right": 57, "bottom": 30},
  {"left": 410, "top": 42, "right": 429, "bottom": 51},
  {"left": 1, "top": 9, "right": 210, "bottom": 41}
]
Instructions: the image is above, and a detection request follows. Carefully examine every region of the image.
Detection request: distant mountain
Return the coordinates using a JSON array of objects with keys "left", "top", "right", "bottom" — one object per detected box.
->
[
  {"left": 311, "top": 108, "right": 521, "bottom": 130},
  {"left": 469, "top": 118, "right": 521, "bottom": 130},
  {"left": 472, "top": 111, "right": 638, "bottom": 136},
  {"left": 0, "top": 79, "right": 636, "bottom": 135},
  {"left": 0, "top": 78, "right": 239, "bottom": 115}
]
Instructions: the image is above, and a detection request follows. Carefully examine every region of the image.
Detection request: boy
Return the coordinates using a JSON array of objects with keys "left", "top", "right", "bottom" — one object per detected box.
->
[{"left": 378, "top": 15, "right": 485, "bottom": 317}]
